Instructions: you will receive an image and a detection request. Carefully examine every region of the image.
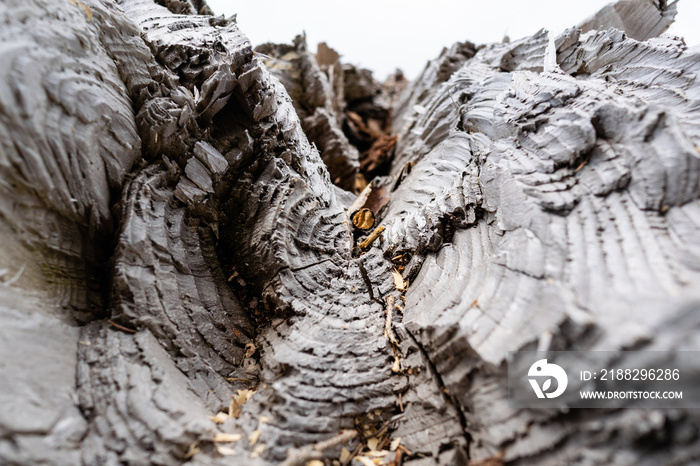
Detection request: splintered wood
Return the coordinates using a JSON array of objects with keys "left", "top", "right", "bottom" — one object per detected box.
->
[
  {"left": 358, "top": 226, "right": 385, "bottom": 250},
  {"left": 391, "top": 270, "right": 407, "bottom": 292},
  {"left": 384, "top": 296, "right": 399, "bottom": 347},
  {"left": 280, "top": 430, "right": 357, "bottom": 466},
  {"left": 338, "top": 423, "right": 405, "bottom": 466},
  {"left": 231, "top": 389, "right": 255, "bottom": 418},
  {"left": 384, "top": 296, "right": 402, "bottom": 374},
  {"left": 209, "top": 389, "right": 255, "bottom": 424}
]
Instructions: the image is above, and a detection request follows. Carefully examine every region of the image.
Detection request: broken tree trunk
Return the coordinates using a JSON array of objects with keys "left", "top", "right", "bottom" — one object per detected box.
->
[{"left": 0, "top": 0, "right": 699, "bottom": 465}]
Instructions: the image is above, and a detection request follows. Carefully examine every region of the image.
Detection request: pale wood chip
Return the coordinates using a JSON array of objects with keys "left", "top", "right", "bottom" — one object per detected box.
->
[
  {"left": 209, "top": 412, "right": 229, "bottom": 424},
  {"left": 250, "top": 442, "right": 265, "bottom": 458},
  {"left": 249, "top": 429, "right": 261, "bottom": 447},
  {"left": 229, "top": 389, "right": 255, "bottom": 418},
  {"left": 244, "top": 342, "right": 256, "bottom": 358},
  {"left": 391, "top": 270, "right": 407, "bottom": 291},
  {"left": 184, "top": 441, "right": 200, "bottom": 459},
  {"left": 391, "top": 356, "right": 401, "bottom": 373},
  {"left": 367, "top": 437, "right": 379, "bottom": 451},
  {"left": 213, "top": 432, "right": 242, "bottom": 443},
  {"left": 216, "top": 445, "right": 237, "bottom": 456}
]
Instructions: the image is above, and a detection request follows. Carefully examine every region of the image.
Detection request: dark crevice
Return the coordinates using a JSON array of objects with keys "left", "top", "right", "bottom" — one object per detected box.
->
[
  {"left": 403, "top": 328, "right": 471, "bottom": 460},
  {"left": 357, "top": 258, "right": 377, "bottom": 303}
]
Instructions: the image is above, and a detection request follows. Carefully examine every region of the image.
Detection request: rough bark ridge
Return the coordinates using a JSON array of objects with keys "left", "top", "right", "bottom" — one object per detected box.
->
[
  {"left": 1, "top": 0, "right": 699, "bottom": 465},
  {"left": 254, "top": 37, "right": 361, "bottom": 192}
]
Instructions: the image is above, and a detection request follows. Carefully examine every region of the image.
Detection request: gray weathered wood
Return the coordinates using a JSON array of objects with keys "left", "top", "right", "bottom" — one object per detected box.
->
[{"left": 0, "top": 0, "right": 699, "bottom": 464}]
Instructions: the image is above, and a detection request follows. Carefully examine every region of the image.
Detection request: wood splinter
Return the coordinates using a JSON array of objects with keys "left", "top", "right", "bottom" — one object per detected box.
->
[
  {"left": 358, "top": 225, "right": 385, "bottom": 250},
  {"left": 384, "top": 295, "right": 399, "bottom": 346},
  {"left": 280, "top": 430, "right": 358, "bottom": 466},
  {"left": 385, "top": 296, "right": 402, "bottom": 373},
  {"left": 108, "top": 320, "right": 137, "bottom": 333}
]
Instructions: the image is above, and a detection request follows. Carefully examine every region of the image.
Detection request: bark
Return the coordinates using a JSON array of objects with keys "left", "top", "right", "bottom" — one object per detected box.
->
[
  {"left": 255, "top": 37, "right": 361, "bottom": 192},
  {"left": 0, "top": 0, "right": 699, "bottom": 465}
]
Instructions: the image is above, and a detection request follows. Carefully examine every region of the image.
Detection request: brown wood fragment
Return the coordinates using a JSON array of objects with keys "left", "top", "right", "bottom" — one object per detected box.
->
[
  {"left": 390, "top": 447, "right": 403, "bottom": 466},
  {"left": 315, "top": 42, "right": 340, "bottom": 67},
  {"left": 107, "top": 320, "right": 137, "bottom": 333},
  {"left": 224, "top": 377, "right": 253, "bottom": 383},
  {"left": 361, "top": 134, "right": 398, "bottom": 173},
  {"left": 364, "top": 184, "right": 390, "bottom": 215},
  {"left": 352, "top": 208, "right": 375, "bottom": 230},
  {"left": 347, "top": 178, "right": 390, "bottom": 228},
  {"left": 355, "top": 173, "right": 368, "bottom": 192},
  {"left": 358, "top": 226, "right": 385, "bottom": 250},
  {"left": 230, "top": 389, "right": 255, "bottom": 418},
  {"left": 244, "top": 342, "right": 256, "bottom": 358},
  {"left": 346, "top": 111, "right": 373, "bottom": 138}
]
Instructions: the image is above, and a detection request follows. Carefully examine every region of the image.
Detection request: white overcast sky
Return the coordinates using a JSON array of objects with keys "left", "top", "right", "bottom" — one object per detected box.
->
[{"left": 207, "top": 1, "right": 700, "bottom": 81}]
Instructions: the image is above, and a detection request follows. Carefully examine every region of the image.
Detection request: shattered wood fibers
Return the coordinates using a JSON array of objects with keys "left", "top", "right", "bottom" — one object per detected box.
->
[{"left": 0, "top": 0, "right": 699, "bottom": 465}]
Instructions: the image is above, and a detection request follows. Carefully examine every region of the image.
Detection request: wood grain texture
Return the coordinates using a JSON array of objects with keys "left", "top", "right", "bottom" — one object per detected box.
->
[
  {"left": 387, "top": 4, "right": 700, "bottom": 463},
  {"left": 255, "top": 38, "right": 361, "bottom": 191},
  {"left": 578, "top": 0, "right": 678, "bottom": 41},
  {"left": 1, "top": 0, "right": 699, "bottom": 464},
  {"left": 0, "top": 0, "right": 145, "bottom": 462}
]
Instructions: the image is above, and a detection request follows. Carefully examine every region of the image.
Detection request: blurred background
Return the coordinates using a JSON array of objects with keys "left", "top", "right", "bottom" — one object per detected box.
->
[{"left": 206, "top": 0, "right": 700, "bottom": 81}]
